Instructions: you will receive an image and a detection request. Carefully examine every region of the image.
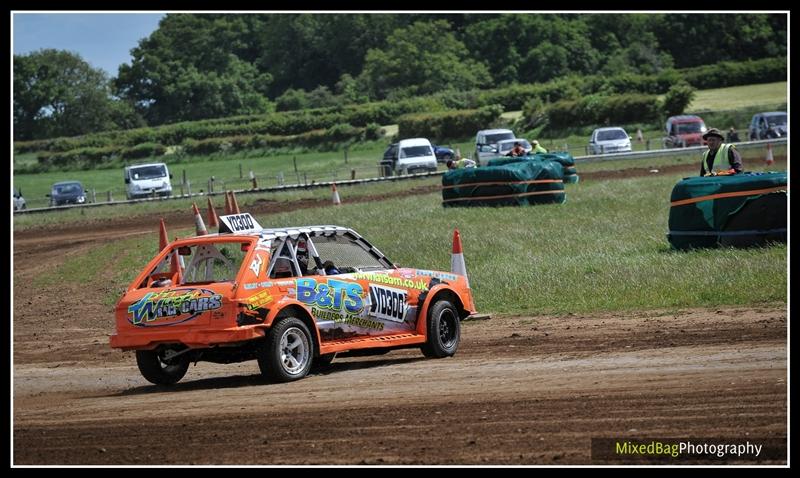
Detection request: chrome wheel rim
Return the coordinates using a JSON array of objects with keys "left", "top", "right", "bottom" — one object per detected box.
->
[{"left": 280, "top": 327, "right": 310, "bottom": 375}]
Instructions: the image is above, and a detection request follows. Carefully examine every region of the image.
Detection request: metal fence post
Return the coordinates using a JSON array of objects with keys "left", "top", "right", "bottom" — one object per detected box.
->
[
  {"left": 107, "top": 191, "right": 113, "bottom": 202},
  {"left": 91, "top": 188, "right": 96, "bottom": 203},
  {"left": 187, "top": 180, "right": 191, "bottom": 196}
]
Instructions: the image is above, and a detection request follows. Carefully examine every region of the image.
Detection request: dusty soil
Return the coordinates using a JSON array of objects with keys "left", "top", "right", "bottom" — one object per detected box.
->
[{"left": 12, "top": 168, "right": 787, "bottom": 465}]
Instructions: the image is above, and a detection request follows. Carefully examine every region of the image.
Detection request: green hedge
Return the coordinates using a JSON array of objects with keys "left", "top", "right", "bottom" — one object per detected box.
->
[
  {"left": 15, "top": 57, "right": 785, "bottom": 157},
  {"left": 397, "top": 105, "right": 503, "bottom": 140},
  {"left": 546, "top": 93, "right": 661, "bottom": 130}
]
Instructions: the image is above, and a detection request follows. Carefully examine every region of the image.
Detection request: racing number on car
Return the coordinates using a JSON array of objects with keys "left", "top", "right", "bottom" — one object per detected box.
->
[
  {"left": 368, "top": 285, "right": 407, "bottom": 323},
  {"left": 228, "top": 214, "right": 255, "bottom": 231}
]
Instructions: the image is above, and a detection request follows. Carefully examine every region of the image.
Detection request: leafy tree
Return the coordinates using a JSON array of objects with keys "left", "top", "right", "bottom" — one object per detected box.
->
[
  {"left": 13, "top": 49, "right": 140, "bottom": 140},
  {"left": 358, "top": 20, "right": 491, "bottom": 99},
  {"left": 114, "top": 14, "right": 273, "bottom": 124},
  {"left": 275, "top": 88, "right": 311, "bottom": 112},
  {"left": 661, "top": 82, "right": 696, "bottom": 117},
  {"left": 653, "top": 14, "right": 787, "bottom": 68}
]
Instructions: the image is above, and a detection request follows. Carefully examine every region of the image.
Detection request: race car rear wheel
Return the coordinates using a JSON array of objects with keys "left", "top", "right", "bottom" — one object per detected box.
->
[
  {"left": 259, "top": 317, "right": 313, "bottom": 382},
  {"left": 136, "top": 348, "right": 190, "bottom": 385},
  {"left": 421, "top": 299, "right": 460, "bottom": 358}
]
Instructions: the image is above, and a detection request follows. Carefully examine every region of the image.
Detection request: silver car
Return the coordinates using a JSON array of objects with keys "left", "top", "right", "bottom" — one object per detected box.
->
[{"left": 588, "top": 127, "right": 632, "bottom": 155}]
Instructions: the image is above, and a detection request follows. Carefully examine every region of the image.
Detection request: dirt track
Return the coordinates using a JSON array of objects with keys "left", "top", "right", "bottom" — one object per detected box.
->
[{"left": 12, "top": 166, "right": 787, "bottom": 465}]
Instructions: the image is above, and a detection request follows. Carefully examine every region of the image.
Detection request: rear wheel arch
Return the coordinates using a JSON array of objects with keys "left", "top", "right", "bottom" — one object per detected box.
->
[{"left": 272, "top": 304, "right": 320, "bottom": 357}]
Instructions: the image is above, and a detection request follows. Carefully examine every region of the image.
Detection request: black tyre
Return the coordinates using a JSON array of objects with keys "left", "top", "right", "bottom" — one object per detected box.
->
[
  {"left": 136, "top": 348, "right": 190, "bottom": 385},
  {"left": 258, "top": 317, "right": 313, "bottom": 382},
  {"left": 421, "top": 300, "right": 460, "bottom": 358}
]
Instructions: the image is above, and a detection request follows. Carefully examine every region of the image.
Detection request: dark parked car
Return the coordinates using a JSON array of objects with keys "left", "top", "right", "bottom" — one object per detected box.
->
[
  {"left": 48, "top": 180, "right": 86, "bottom": 206},
  {"left": 432, "top": 144, "right": 455, "bottom": 162},
  {"left": 749, "top": 112, "right": 787, "bottom": 140}
]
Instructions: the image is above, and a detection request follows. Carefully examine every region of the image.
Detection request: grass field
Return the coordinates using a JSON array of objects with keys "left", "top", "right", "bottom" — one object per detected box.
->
[
  {"left": 23, "top": 168, "right": 787, "bottom": 316},
  {"left": 686, "top": 81, "right": 787, "bottom": 112}
]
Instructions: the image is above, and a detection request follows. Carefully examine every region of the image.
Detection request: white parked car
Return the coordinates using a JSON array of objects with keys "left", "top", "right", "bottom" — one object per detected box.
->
[
  {"left": 474, "top": 128, "right": 516, "bottom": 166},
  {"left": 394, "top": 138, "right": 438, "bottom": 175},
  {"left": 588, "top": 127, "right": 632, "bottom": 155}
]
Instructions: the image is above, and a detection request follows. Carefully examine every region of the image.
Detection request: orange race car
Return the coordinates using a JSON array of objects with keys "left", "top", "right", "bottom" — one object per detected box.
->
[{"left": 110, "top": 213, "right": 476, "bottom": 385}]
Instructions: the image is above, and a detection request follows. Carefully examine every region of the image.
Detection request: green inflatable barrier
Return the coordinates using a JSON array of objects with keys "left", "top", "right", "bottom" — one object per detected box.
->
[
  {"left": 487, "top": 152, "right": 580, "bottom": 183},
  {"left": 442, "top": 159, "right": 565, "bottom": 207},
  {"left": 667, "top": 171, "right": 787, "bottom": 250}
]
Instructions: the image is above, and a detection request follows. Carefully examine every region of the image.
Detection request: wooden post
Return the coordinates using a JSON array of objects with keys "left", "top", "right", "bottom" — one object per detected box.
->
[
  {"left": 293, "top": 156, "right": 298, "bottom": 173},
  {"left": 344, "top": 146, "right": 348, "bottom": 164},
  {"left": 239, "top": 163, "right": 243, "bottom": 179},
  {"left": 187, "top": 180, "right": 192, "bottom": 196},
  {"left": 351, "top": 168, "right": 356, "bottom": 180},
  {"left": 182, "top": 169, "right": 187, "bottom": 185},
  {"left": 91, "top": 188, "right": 96, "bottom": 203},
  {"left": 208, "top": 178, "right": 214, "bottom": 194}
]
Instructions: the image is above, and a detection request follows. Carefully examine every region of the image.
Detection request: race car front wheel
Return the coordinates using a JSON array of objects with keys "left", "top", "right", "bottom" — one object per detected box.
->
[
  {"left": 136, "top": 348, "right": 190, "bottom": 385},
  {"left": 421, "top": 299, "right": 460, "bottom": 358},
  {"left": 259, "top": 317, "right": 313, "bottom": 382}
]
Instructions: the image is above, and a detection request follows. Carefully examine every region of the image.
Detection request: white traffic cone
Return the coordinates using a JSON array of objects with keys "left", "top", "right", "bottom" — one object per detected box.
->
[
  {"left": 451, "top": 228, "right": 469, "bottom": 288},
  {"left": 192, "top": 202, "right": 208, "bottom": 236},
  {"left": 332, "top": 183, "right": 342, "bottom": 205},
  {"left": 765, "top": 143, "right": 775, "bottom": 166}
]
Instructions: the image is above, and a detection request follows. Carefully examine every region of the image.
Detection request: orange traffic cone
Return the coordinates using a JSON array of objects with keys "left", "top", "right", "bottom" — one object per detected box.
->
[
  {"left": 765, "top": 143, "right": 775, "bottom": 166},
  {"left": 224, "top": 191, "right": 232, "bottom": 215},
  {"left": 158, "top": 218, "right": 169, "bottom": 252},
  {"left": 171, "top": 236, "right": 183, "bottom": 282},
  {"left": 450, "top": 228, "right": 469, "bottom": 288},
  {"left": 231, "top": 191, "right": 241, "bottom": 214},
  {"left": 207, "top": 197, "right": 219, "bottom": 228},
  {"left": 332, "top": 183, "right": 341, "bottom": 205},
  {"left": 192, "top": 202, "right": 208, "bottom": 236}
]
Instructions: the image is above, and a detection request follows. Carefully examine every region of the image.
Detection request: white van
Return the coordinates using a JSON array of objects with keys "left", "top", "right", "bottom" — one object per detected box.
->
[
  {"left": 475, "top": 129, "right": 516, "bottom": 166},
  {"left": 124, "top": 162, "right": 173, "bottom": 199},
  {"left": 395, "top": 138, "right": 438, "bottom": 175}
]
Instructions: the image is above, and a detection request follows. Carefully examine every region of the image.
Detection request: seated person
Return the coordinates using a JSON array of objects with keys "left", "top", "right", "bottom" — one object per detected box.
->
[
  {"left": 507, "top": 142, "right": 527, "bottom": 157},
  {"left": 296, "top": 240, "right": 311, "bottom": 275},
  {"left": 323, "top": 260, "right": 341, "bottom": 275},
  {"left": 446, "top": 157, "right": 476, "bottom": 169}
]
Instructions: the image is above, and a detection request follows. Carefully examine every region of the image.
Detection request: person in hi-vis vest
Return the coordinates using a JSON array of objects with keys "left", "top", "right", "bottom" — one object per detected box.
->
[{"left": 700, "top": 128, "right": 743, "bottom": 176}]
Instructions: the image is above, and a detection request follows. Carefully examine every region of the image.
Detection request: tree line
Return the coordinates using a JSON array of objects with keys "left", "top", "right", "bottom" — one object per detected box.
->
[{"left": 14, "top": 13, "right": 787, "bottom": 141}]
